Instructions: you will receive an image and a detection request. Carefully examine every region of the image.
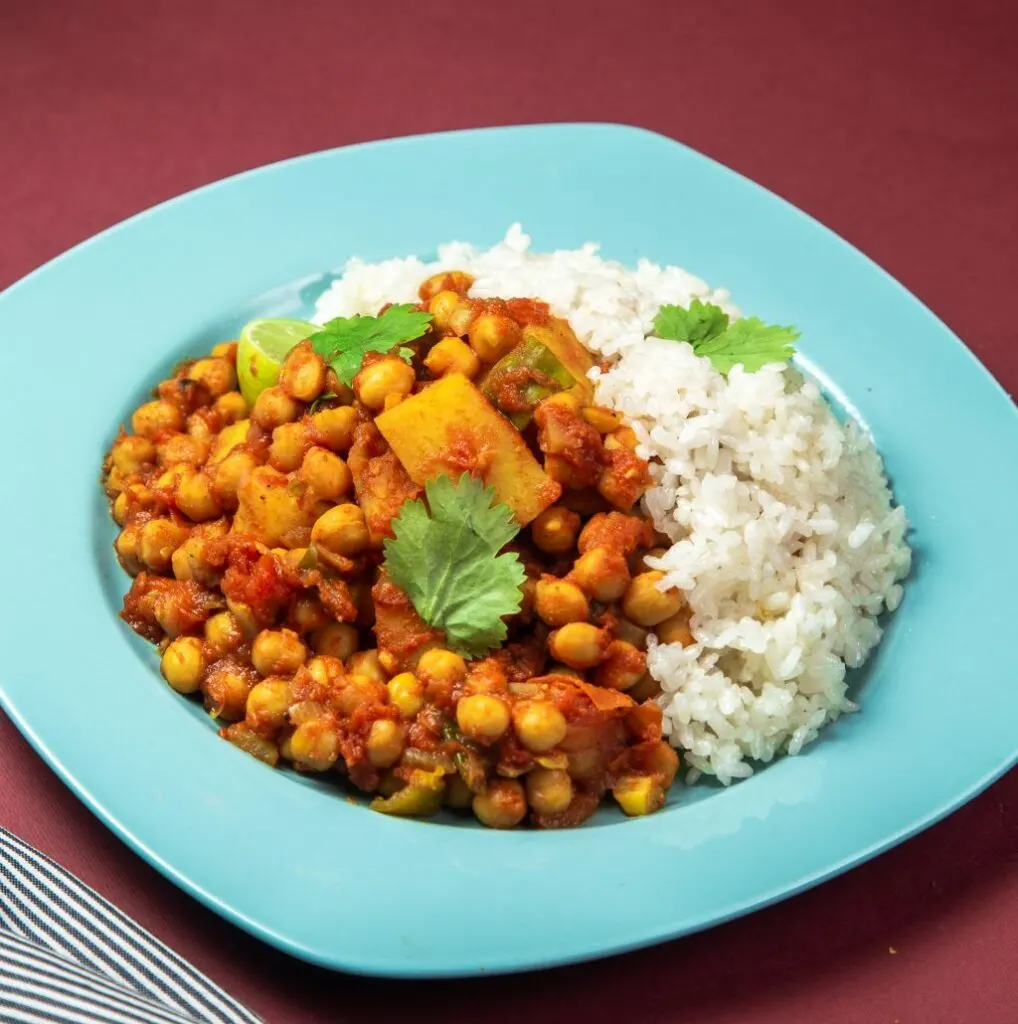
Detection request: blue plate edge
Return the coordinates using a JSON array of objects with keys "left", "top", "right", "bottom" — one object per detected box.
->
[
  {"left": 0, "top": 122, "right": 1015, "bottom": 977},
  {"left": 3, "top": 683, "right": 1014, "bottom": 979},
  {"left": 3, "top": 122, "right": 1012, "bottom": 414}
]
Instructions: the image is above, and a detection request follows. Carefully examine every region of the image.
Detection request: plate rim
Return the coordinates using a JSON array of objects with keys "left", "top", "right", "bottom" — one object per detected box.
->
[{"left": 1, "top": 121, "right": 1016, "bottom": 977}]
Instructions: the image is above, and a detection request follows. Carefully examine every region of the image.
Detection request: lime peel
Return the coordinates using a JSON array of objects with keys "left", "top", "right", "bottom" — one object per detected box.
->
[{"left": 237, "top": 318, "right": 319, "bottom": 406}]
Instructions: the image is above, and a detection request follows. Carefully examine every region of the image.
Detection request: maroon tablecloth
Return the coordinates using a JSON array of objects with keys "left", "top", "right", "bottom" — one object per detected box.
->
[{"left": 2, "top": 2, "right": 1016, "bottom": 1021}]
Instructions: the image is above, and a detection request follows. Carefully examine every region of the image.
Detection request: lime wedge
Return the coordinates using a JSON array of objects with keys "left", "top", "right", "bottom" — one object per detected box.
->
[{"left": 237, "top": 318, "right": 320, "bottom": 406}]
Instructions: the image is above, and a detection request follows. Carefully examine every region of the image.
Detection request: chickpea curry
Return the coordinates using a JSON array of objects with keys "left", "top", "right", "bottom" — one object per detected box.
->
[{"left": 103, "top": 271, "right": 693, "bottom": 829}]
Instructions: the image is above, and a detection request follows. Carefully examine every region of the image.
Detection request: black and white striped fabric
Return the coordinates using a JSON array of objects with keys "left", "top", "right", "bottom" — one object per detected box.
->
[{"left": 0, "top": 827, "right": 262, "bottom": 1024}]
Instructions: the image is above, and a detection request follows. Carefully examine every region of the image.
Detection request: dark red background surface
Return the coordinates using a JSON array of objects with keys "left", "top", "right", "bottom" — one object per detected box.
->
[{"left": 2, "top": 1, "right": 1016, "bottom": 1021}]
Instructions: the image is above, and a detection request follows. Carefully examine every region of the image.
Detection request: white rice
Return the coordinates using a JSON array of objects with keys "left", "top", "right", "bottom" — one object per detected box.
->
[{"left": 314, "top": 226, "right": 911, "bottom": 784}]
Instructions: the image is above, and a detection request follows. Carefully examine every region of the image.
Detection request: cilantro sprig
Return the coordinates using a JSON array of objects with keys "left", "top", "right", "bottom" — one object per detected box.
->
[
  {"left": 383, "top": 474, "right": 526, "bottom": 659},
  {"left": 309, "top": 304, "right": 432, "bottom": 386},
  {"left": 652, "top": 299, "right": 798, "bottom": 375}
]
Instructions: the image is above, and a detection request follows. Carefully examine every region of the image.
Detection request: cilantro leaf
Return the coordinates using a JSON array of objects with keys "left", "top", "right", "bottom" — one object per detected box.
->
[
  {"left": 383, "top": 474, "right": 526, "bottom": 659},
  {"left": 653, "top": 299, "right": 729, "bottom": 344},
  {"left": 693, "top": 317, "right": 799, "bottom": 374},
  {"left": 309, "top": 304, "right": 432, "bottom": 386},
  {"left": 653, "top": 301, "right": 797, "bottom": 374}
]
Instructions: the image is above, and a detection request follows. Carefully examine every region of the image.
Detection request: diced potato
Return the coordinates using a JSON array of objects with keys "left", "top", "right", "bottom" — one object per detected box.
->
[
  {"left": 612, "top": 775, "right": 666, "bottom": 816},
  {"left": 231, "top": 466, "right": 315, "bottom": 547},
  {"left": 209, "top": 418, "right": 251, "bottom": 465},
  {"left": 374, "top": 373, "right": 561, "bottom": 526}
]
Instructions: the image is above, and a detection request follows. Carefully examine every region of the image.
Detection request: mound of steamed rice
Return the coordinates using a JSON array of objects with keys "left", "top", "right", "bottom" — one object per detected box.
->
[{"left": 314, "top": 225, "right": 912, "bottom": 784}]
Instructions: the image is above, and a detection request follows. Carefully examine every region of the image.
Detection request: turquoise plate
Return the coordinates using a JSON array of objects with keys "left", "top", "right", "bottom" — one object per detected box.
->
[{"left": 1, "top": 124, "right": 1015, "bottom": 977}]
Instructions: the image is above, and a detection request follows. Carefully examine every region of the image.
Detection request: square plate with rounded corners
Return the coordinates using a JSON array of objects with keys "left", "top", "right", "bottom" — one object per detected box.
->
[{"left": 1, "top": 124, "right": 1015, "bottom": 978}]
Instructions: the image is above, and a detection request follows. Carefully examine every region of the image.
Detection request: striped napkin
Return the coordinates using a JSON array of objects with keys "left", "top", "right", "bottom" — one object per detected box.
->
[{"left": 0, "top": 827, "right": 262, "bottom": 1024}]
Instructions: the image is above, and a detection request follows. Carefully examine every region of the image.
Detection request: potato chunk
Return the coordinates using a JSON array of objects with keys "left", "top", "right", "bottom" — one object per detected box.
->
[
  {"left": 232, "top": 466, "right": 314, "bottom": 547},
  {"left": 374, "top": 373, "right": 560, "bottom": 526}
]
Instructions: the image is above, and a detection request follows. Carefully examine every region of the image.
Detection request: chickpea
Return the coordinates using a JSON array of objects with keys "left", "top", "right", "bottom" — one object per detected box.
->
[
  {"left": 172, "top": 532, "right": 221, "bottom": 586},
  {"left": 175, "top": 470, "right": 221, "bottom": 522},
  {"left": 427, "top": 289, "right": 462, "bottom": 332},
  {"left": 418, "top": 270, "right": 474, "bottom": 301},
  {"left": 366, "top": 719, "right": 405, "bottom": 768},
  {"left": 598, "top": 448, "right": 651, "bottom": 511},
  {"left": 594, "top": 640, "right": 647, "bottom": 691},
  {"left": 115, "top": 528, "right": 143, "bottom": 577},
  {"left": 300, "top": 446, "right": 352, "bottom": 502},
  {"left": 548, "top": 622, "right": 610, "bottom": 670},
  {"left": 526, "top": 767, "right": 573, "bottom": 816},
  {"left": 170, "top": 539, "right": 192, "bottom": 580},
  {"left": 211, "top": 340, "right": 238, "bottom": 362},
  {"left": 543, "top": 389, "right": 582, "bottom": 414},
  {"left": 112, "top": 492, "right": 129, "bottom": 525},
  {"left": 212, "top": 450, "right": 257, "bottom": 510},
  {"left": 132, "top": 399, "right": 184, "bottom": 439},
  {"left": 544, "top": 454, "right": 589, "bottom": 490},
  {"left": 203, "top": 667, "right": 254, "bottom": 721},
  {"left": 468, "top": 313, "right": 520, "bottom": 363},
  {"left": 246, "top": 677, "right": 292, "bottom": 732},
  {"left": 311, "top": 622, "right": 358, "bottom": 661},
  {"left": 472, "top": 779, "right": 527, "bottom": 829},
  {"left": 226, "top": 598, "right": 260, "bottom": 639},
  {"left": 268, "top": 421, "right": 310, "bottom": 472},
  {"left": 512, "top": 701, "right": 567, "bottom": 753},
  {"left": 139, "top": 518, "right": 190, "bottom": 572},
  {"left": 310, "top": 405, "right": 358, "bottom": 452},
  {"left": 287, "top": 595, "right": 328, "bottom": 635},
  {"left": 302, "top": 655, "right": 333, "bottom": 688},
  {"left": 252, "top": 385, "right": 301, "bottom": 430},
  {"left": 289, "top": 720, "right": 339, "bottom": 771},
  {"left": 622, "top": 571, "right": 685, "bottom": 627},
  {"left": 311, "top": 503, "right": 370, "bottom": 557},
  {"left": 378, "top": 650, "right": 400, "bottom": 677},
  {"left": 347, "top": 649, "right": 387, "bottom": 684},
  {"left": 614, "top": 618, "right": 649, "bottom": 651},
  {"left": 534, "top": 579, "right": 589, "bottom": 627},
  {"left": 214, "top": 391, "right": 249, "bottom": 424},
  {"left": 154, "top": 464, "right": 189, "bottom": 496},
  {"left": 204, "top": 611, "right": 244, "bottom": 657},
  {"left": 333, "top": 674, "right": 387, "bottom": 716},
  {"left": 417, "top": 648, "right": 467, "bottom": 705},
  {"left": 570, "top": 546, "right": 631, "bottom": 602},
  {"left": 251, "top": 628, "right": 307, "bottom": 677},
  {"left": 456, "top": 694, "right": 510, "bottom": 743},
  {"left": 353, "top": 356, "right": 415, "bottom": 411},
  {"left": 655, "top": 609, "right": 695, "bottom": 647},
  {"left": 448, "top": 300, "right": 478, "bottom": 337},
  {"left": 105, "top": 466, "right": 127, "bottom": 496},
  {"left": 604, "top": 425, "right": 639, "bottom": 452},
  {"left": 279, "top": 341, "right": 326, "bottom": 403},
  {"left": 423, "top": 337, "right": 481, "bottom": 379},
  {"left": 387, "top": 672, "right": 425, "bottom": 718},
  {"left": 186, "top": 413, "right": 215, "bottom": 443},
  {"left": 160, "top": 637, "right": 205, "bottom": 694},
  {"left": 581, "top": 406, "right": 623, "bottom": 434},
  {"left": 626, "top": 672, "right": 662, "bottom": 703},
  {"left": 531, "top": 506, "right": 581, "bottom": 555},
  {"left": 444, "top": 773, "right": 475, "bottom": 810},
  {"left": 111, "top": 435, "right": 156, "bottom": 476},
  {"left": 186, "top": 357, "right": 236, "bottom": 398},
  {"left": 547, "top": 663, "right": 583, "bottom": 678},
  {"left": 645, "top": 741, "right": 680, "bottom": 788}
]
